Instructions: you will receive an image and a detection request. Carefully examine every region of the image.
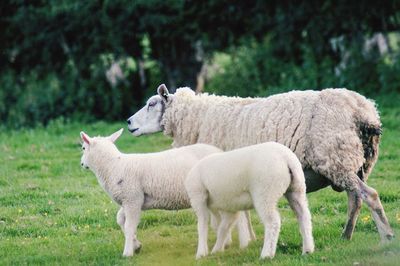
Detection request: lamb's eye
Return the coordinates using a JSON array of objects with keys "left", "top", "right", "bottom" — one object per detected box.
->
[
  {"left": 148, "top": 101, "right": 157, "bottom": 107},
  {"left": 82, "top": 147, "right": 85, "bottom": 150}
]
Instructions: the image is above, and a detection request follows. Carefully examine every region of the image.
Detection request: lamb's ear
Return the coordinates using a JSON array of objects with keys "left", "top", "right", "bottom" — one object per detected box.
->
[
  {"left": 80, "top": 131, "right": 91, "bottom": 144},
  {"left": 108, "top": 128, "right": 123, "bottom": 143},
  {"left": 157, "top": 84, "right": 169, "bottom": 102}
]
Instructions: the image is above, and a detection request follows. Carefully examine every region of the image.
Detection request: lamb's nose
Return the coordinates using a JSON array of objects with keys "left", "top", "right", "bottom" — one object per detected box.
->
[{"left": 127, "top": 119, "right": 131, "bottom": 125}]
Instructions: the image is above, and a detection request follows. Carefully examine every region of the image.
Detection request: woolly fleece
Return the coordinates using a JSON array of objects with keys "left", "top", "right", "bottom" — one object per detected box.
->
[{"left": 162, "top": 88, "right": 380, "bottom": 191}]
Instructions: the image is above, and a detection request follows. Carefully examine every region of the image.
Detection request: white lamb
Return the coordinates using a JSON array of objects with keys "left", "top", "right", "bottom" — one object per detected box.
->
[
  {"left": 127, "top": 84, "right": 394, "bottom": 242},
  {"left": 79, "top": 128, "right": 222, "bottom": 257},
  {"left": 185, "top": 142, "right": 315, "bottom": 259}
]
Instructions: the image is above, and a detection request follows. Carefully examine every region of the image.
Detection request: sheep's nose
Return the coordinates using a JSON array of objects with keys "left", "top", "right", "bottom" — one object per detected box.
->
[
  {"left": 81, "top": 163, "right": 83, "bottom": 166},
  {"left": 127, "top": 119, "right": 131, "bottom": 125}
]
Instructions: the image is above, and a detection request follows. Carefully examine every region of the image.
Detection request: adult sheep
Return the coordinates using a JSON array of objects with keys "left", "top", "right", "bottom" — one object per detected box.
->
[{"left": 127, "top": 84, "right": 394, "bottom": 241}]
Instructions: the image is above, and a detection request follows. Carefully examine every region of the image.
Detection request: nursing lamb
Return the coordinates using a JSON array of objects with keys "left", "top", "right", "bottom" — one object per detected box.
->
[
  {"left": 127, "top": 84, "right": 394, "bottom": 241},
  {"left": 185, "top": 142, "right": 314, "bottom": 259},
  {"left": 79, "top": 128, "right": 222, "bottom": 256}
]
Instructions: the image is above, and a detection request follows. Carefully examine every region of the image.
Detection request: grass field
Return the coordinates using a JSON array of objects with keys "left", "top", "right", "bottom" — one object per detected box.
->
[{"left": 0, "top": 97, "right": 399, "bottom": 265}]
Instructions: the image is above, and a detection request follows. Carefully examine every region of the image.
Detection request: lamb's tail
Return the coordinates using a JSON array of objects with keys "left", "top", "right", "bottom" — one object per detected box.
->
[
  {"left": 287, "top": 156, "right": 307, "bottom": 193},
  {"left": 357, "top": 122, "right": 381, "bottom": 182}
]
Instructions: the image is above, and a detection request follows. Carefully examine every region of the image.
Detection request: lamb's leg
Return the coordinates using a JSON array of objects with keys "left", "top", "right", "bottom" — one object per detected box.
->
[
  {"left": 116, "top": 207, "right": 125, "bottom": 233},
  {"left": 193, "top": 202, "right": 210, "bottom": 259},
  {"left": 253, "top": 201, "right": 281, "bottom": 259},
  {"left": 236, "top": 211, "right": 256, "bottom": 249},
  {"left": 357, "top": 179, "right": 394, "bottom": 241},
  {"left": 211, "top": 211, "right": 239, "bottom": 254},
  {"left": 245, "top": 210, "right": 257, "bottom": 241},
  {"left": 189, "top": 188, "right": 211, "bottom": 259},
  {"left": 210, "top": 210, "right": 220, "bottom": 233},
  {"left": 286, "top": 191, "right": 315, "bottom": 254},
  {"left": 122, "top": 204, "right": 142, "bottom": 257},
  {"left": 342, "top": 190, "right": 362, "bottom": 240},
  {"left": 210, "top": 210, "right": 233, "bottom": 248}
]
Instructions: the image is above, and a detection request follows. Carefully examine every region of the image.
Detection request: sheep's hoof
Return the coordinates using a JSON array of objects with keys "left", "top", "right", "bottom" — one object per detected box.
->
[
  {"left": 341, "top": 231, "right": 352, "bottom": 240},
  {"left": 384, "top": 233, "right": 395, "bottom": 242}
]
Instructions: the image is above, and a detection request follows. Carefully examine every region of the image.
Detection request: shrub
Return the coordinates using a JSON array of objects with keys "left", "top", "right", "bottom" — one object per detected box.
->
[{"left": 205, "top": 38, "right": 400, "bottom": 98}]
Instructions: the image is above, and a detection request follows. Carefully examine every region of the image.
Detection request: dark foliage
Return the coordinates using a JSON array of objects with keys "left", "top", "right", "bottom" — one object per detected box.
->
[{"left": 0, "top": 0, "right": 399, "bottom": 127}]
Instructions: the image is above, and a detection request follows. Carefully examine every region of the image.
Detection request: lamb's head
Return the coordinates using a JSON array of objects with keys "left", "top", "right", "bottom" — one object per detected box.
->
[
  {"left": 126, "top": 84, "right": 173, "bottom": 136},
  {"left": 80, "top": 128, "right": 124, "bottom": 170}
]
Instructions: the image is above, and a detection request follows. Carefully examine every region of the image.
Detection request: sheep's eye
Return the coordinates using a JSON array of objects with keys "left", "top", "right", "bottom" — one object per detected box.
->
[
  {"left": 82, "top": 147, "right": 85, "bottom": 150},
  {"left": 148, "top": 101, "right": 157, "bottom": 107}
]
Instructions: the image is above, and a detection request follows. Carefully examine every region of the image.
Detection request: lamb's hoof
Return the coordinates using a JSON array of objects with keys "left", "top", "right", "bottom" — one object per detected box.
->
[
  {"left": 260, "top": 255, "right": 274, "bottom": 260},
  {"left": 196, "top": 253, "right": 207, "bottom": 260},
  {"left": 134, "top": 244, "right": 142, "bottom": 254},
  {"left": 211, "top": 246, "right": 224, "bottom": 254},
  {"left": 260, "top": 249, "right": 275, "bottom": 259},
  {"left": 210, "top": 250, "right": 219, "bottom": 255},
  {"left": 224, "top": 240, "right": 232, "bottom": 249},
  {"left": 239, "top": 242, "right": 250, "bottom": 249},
  {"left": 250, "top": 232, "right": 257, "bottom": 241},
  {"left": 122, "top": 251, "right": 133, "bottom": 257},
  {"left": 302, "top": 244, "right": 315, "bottom": 255},
  {"left": 239, "top": 236, "right": 252, "bottom": 249},
  {"left": 302, "top": 249, "right": 314, "bottom": 255}
]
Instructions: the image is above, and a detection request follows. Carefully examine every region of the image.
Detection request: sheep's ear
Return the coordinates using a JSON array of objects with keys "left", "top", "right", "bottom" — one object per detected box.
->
[
  {"left": 80, "top": 131, "right": 91, "bottom": 144},
  {"left": 157, "top": 84, "right": 169, "bottom": 102},
  {"left": 109, "top": 128, "right": 123, "bottom": 143}
]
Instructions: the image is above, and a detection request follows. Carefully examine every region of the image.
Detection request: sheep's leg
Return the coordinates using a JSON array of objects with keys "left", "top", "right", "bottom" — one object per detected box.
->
[
  {"left": 211, "top": 211, "right": 239, "bottom": 254},
  {"left": 253, "top": 200, "right": 281, "bottom": 259},
  {"left": 357, "top": 179, "right": 394, "bottom": 241},
  {"left": 116, "top": 207, "right": 126, "bottom": 234},
  {"left": 342, "top": 190, "right": 362, "bottom": 240},
  {"left": 122, "top": 204, "right": 142, "bottom": 257},
  {"left": 285, "top": 191, "right": 314, "bottom": 254}
]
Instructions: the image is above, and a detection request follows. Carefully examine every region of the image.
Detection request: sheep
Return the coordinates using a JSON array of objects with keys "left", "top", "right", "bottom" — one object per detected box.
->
[
  {"left": 185, "top": 142, "right": 315, "bottom": 259},
  {"left": 126, "top": 84, "right": 394, "bottom": 242},
  {"left": 79, "top": 128, "right": 223, "bottom": 257}
]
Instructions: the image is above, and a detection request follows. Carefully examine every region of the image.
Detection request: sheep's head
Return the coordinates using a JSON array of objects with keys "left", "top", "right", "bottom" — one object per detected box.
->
[
  {"left": 126, "top": 84, "right": 173, "bottom": 136},
  {"left": 80, "top": 129, "right": 123, "bottom": 169}
]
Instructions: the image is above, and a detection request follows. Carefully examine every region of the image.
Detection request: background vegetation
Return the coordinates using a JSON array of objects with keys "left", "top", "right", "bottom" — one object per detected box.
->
[{"left": 1, "top": 0, "right": 400, "bottom": 127}]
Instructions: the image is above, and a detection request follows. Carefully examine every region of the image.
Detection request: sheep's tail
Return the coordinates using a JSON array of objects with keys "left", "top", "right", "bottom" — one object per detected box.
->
[
  {"left": 357, "top": 122, "right": 381, "bottom": 182},
  {"left": 351, "top": 92, "right": 381, "bottom": 182},
  {"left": 344, "top": 89, "right": 382, "bottom": 182}
]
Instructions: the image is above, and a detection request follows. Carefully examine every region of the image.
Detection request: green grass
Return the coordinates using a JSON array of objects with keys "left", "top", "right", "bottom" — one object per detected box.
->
[{"left": 1, "top": 100, "right": 399, "bottom": 265}]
